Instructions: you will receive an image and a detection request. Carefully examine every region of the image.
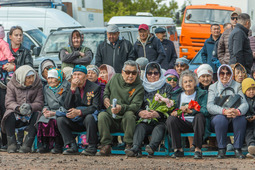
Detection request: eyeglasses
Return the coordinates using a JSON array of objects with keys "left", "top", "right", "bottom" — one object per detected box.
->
[
  {"left": 167, "top": 77, "right": 177, "bottom": 82},
  {"left": 123, "top": 70, "right": 137, "bottom": 75},
  {"left": 219, "top": 71, "right": 231, "bottom": 77},
  {"left": 45, "top": 66, "right": 53, "bottom": 70},
  {"left": 147, "top": 71, "right": 159, "bottom": 76},
  {"left": 231, "top": 17, "right": 238, "bottom": 20}
]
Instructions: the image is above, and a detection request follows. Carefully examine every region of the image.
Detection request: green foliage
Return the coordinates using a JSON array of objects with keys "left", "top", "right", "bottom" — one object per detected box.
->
[{"left": 103, "top": 0, "right": 179, "bottom": 22}]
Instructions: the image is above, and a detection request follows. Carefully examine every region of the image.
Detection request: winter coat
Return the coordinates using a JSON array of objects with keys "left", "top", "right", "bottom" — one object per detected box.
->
[
  {"left": 245, "top": 96, "right": 255, "bottom": 117},
  {"left": 201, "top": 34, "right": 221, "bottom": 73},
  {"left": 38, "top": 58, "right": 57, "bottom": 87},
  {"left": 134, "top": 34, "right": 166, "bottom": 67},
  {"left": 38, "top": 79, "right": 70, "bottom": 123},
  {"left": 229, "top": 23, "right": 253, "bottom": 74},
  {"left": 140, "top": 83, "right": 172, "bottom": 123},
  {"left": 64, "top": 80, "right": 101, "bottom": 117},
  {"left": 217, "top": 27, "right": 233, "bottom": 64},
  {"left": 59, "top": 30, "right": 93, "bottom": 69},
  {"left": 10, "top": 44, "right": 33, "bottom": 68},
  {"left": 103, "top": 73, "right": 144, "bottom": 118},
  {"left": 95, "top": 38, "right": 135, "bottom": 73},
  {"left": 249, "top": 36, "right": 255, "bottom": 68},
  {"left": 160, "top": 39, "right": 177, "bottom": 70},
  {"left": 170, "top": 87, "right": 211, "bottom": 140},
  {"left": 1, "top": 65, "right": 44, "bottom": 132},
  {"left": 0, "top": 39, "right": 15, "bottom": 62},
  {"left": 207, "top": 80, "right": 248, "bottom": 116}
]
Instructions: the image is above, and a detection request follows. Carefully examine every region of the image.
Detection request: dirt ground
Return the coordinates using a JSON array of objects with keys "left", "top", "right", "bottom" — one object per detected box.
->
[{"left": 0, "top": 152, "right": 254, "bottom": 170}]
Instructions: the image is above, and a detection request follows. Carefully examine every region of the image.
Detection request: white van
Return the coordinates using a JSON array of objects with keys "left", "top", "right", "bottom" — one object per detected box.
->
[
  {"left": 108, "top": 13, "right": 179, "bottom": 56},
  {"left": 0, "top": 21, "right": 47, "bottom": 57},
  {"left": 0, "top": 7, "right": 82, "bottom": 35}
]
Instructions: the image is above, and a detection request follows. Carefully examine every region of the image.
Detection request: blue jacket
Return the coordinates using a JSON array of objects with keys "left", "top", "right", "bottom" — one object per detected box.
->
[
  {"left": 134, "top": 34, "right": 166, "bottom": 67},
  {"left": 160, "top": 39, "right": 177, "bottom": 70},
  {"left": 201, "top": 34, "right": 221, "bottom": 73}
]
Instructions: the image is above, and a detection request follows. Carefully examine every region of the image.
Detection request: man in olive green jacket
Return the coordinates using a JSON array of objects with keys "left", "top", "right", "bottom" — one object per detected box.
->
[{"left": 96, "top": 60, "right": 144, "bottom": 156}]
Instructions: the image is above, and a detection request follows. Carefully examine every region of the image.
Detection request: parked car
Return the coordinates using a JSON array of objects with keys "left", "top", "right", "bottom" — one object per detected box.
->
[
  {"left": 34, "top": 27, "right": 139, "bottom": 70},
  {"left": 188, "top": 50, "right": 203, "bottom": 72}
]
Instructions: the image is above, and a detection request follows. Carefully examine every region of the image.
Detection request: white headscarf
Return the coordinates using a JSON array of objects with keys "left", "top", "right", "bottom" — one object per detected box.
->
[
  {"left": 142, "top": 62, "right": 166, "bottom": 92},
  {"left": 217, "top": 64, "right": 233, "bottom": 87}
]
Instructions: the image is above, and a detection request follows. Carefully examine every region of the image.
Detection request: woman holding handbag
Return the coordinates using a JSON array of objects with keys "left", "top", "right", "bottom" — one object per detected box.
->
[{"left": 207, "top": 64, "right": 248, "bottom": 159}]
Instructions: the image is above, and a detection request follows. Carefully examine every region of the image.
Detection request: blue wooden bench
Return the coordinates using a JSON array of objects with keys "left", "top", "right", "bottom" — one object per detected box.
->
[{"left": 34, "top": 132, "right": 247, "bottom": 156}]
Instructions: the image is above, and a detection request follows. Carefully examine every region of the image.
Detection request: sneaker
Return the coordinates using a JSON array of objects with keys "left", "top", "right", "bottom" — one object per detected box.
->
[
  {"left": 226, "top": 143, "right": 234, "bottom": 151},
  {"left": 145, "top": 145, "right": 154, "bottom": 158},
  {"left": 171, "top": 150, "right": 184, "bottom": 158},
  {"left": 248, "top": 145, "right": 255, "bottom": 155},
  {"left": 194, "top": 151, "right": 202, "bottom": 159},
  {"left": 246, "top": 153, "right": 255, "bottom": 158}
]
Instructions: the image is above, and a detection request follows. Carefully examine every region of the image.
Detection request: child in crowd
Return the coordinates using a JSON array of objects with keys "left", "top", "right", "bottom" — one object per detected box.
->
[
  {"left": 242, "top": 78, "right": 255, "bottom": 158},
  {"left": 0, "top": 25, "right": 16, "bottom": 88}
]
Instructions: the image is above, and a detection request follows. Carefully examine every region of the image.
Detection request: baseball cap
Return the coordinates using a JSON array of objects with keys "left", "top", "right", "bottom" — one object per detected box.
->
[
  {"left": 107, "top": 24, "right": 119, "bottom": 33},
  {"left": 138, "top": 24, "right": 149, "bottom": 31}
]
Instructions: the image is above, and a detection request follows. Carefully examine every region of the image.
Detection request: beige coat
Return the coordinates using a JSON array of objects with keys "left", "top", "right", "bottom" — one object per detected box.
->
[{"left": 1, "top": 65, "right": 43, "bottom": 132}]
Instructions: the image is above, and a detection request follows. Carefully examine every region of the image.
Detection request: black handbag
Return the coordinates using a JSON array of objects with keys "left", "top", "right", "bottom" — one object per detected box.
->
[{"left": 214, "top": 87, "right": 242, "bottom": 109}]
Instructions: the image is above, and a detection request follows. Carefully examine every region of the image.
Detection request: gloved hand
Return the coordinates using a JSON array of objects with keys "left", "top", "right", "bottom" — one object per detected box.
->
[{"left": 19, "top": 103, "right": 32, "bottom": 116}]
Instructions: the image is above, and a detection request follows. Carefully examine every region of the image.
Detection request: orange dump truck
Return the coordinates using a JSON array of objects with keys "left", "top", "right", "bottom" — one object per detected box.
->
[{"left": 179, "top": 4, "right": 241, "bottom": 59}]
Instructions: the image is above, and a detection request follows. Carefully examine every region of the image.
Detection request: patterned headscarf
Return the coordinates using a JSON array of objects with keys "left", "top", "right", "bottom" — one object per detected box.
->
[{"left": 48, "top": 68, "right": 64, "bottom": 93}]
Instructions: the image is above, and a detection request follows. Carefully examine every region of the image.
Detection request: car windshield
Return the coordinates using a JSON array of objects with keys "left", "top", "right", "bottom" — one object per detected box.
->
[
  {"left": 191, "top": 50, "right": 202, "bottom": 64},
  {"left": 26, "top": 29, "right": 47, "bottom": 46},
  {"left": 184, "top": 9, "right": 233, "bottom": 25},
  {"left": 42, "top": 32, "right": 105, "bottom": 55}
]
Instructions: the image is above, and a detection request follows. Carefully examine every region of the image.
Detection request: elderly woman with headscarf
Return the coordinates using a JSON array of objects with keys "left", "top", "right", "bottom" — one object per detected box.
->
[
  {"left": 125, "top": 62, "right": 172, "bottom": 157},
  {"left": 207, "top": 64, "right": 248, "bottom": 159},
  {"left": 37, "top": 68, "right": 70, "bottom": 154},
  {"left": 231, "top": 63, "right": 247, "bottom": 84},
  {"left": 1, "top": 65, "right": 43, "bottom": 153},
  {"left": 166, "top": 70, "right": 209, "bottom": 159},
  {"left": 164, "top": 69, "right": 180, "bottom": 92},
  {"left": 59, "top": 30, "right": 93, "bottom": 70},
  {"left": 197, "top": 64, "right": 214, "bottom": 90},
  {"left": 99, "top": 64, "right": 116, "bottom": 83}
]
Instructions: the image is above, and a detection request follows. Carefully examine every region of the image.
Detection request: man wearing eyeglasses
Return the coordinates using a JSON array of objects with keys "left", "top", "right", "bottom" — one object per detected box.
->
[
  {"left": 96, "top": 60, "right": 144, "bottom": 156},
  {"left": 229, "top": 13, "right": 253, "bottom": 74},
  {"left": 218, "top": 11, "right": 240, "bottom": 65}
]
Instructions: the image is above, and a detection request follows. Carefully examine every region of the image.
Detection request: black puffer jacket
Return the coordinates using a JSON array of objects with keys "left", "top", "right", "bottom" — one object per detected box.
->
[
  {"left": 95, "top": 38, "right": 135, "bottom": 73},
  {"left": 134, "top": 34, "right": 166, "bottom": 67},
  {"left": 229, "top": 23, "right": 253, "bottom": 74},
  {"left": 10, "top": 44, "right": 33, "bottom": 68}
]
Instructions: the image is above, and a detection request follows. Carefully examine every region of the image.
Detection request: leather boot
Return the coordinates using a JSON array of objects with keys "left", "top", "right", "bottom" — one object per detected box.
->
[
  {"left": 51, "top": 136, "right": 63, "bottom": 154},
  {"left": 96, "top": 145, "right": 111, "bottom": 156},
  {"left": 63, "top": 142, "right": 78, "bottom": 155},
  {"left": 19, "top": 136, "right": 35, "bottom": 153},
  {"left": 7, "top": 136, "right": 17, "bottom": 153}
]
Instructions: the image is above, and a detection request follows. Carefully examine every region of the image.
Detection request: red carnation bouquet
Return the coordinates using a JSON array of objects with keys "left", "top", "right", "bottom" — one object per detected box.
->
[
  {"left": 177, "top": 100, "right": 201, "bottom": 121},
  {"left": 98, "top": 77, "right": 107, "bottom": 84}
]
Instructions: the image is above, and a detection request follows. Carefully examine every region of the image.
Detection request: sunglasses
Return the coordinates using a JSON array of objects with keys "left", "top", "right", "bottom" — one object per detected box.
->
[
  {"left": 219, "top": 71, "right": 231, "bottom": 77},
  {"left": 231, "top": 17, "right": 238, "bottom": 20},
  {"left": 167, "top": 77, "right": 177, "bottom": 82},
  {"left": 147, "top": 71, "right": 159, "bottom": 76},
  {"left": 175, "top": 62, "right": 186, "bottom": 67},
  {"left": 123, "top": 70, "right": 137, "bottom": 75}
]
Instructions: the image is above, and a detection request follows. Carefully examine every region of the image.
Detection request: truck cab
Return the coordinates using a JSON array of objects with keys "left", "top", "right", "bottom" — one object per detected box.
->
[{"left": 179, "top": 4, "right": 240, "bottom": 59}]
